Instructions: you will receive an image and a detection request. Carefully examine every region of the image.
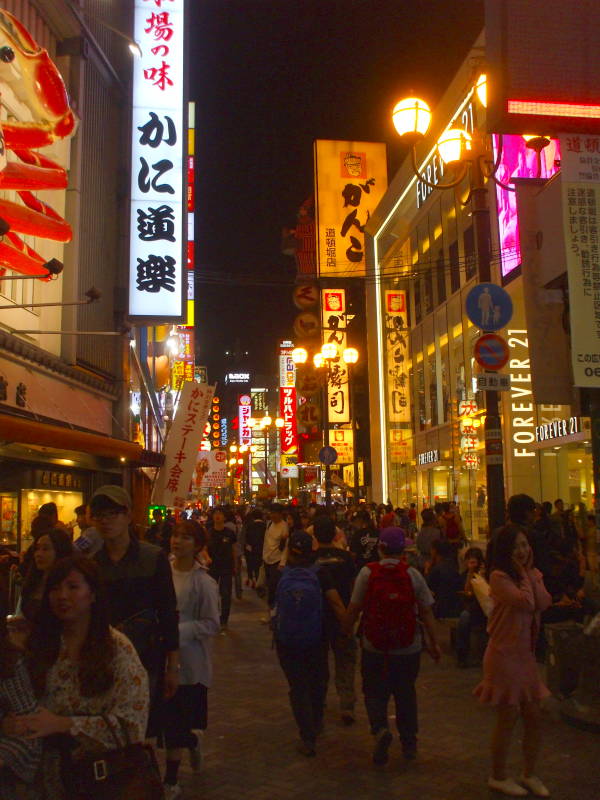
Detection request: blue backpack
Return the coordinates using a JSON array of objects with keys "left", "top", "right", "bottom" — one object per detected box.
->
[{"left": 274, "top": 565, "right": 323, "bottom": 648}]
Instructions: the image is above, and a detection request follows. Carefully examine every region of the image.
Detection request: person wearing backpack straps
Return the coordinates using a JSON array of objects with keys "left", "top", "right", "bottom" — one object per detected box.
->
[
  {"left": 273, "top": 530, "right": 346, "bottom": 757},
  {"left": 342, "top": 527, "right": 441, "bottom": 766}
]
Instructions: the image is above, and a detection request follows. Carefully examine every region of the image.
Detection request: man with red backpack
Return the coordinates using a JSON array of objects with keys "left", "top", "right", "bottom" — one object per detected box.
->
[{"left": 342, "top": 527, "right": 441, "bottom": 765}]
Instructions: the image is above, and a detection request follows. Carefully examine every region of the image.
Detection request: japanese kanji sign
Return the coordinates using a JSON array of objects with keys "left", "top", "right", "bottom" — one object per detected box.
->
[
  {"left": 152, "top": 381, "right": 215, "bottom": 508},
  {"left": 314, "top": 140, "right": 387, "bottom": 277},
  {"left": 561, "top": 133, "right": 600, "bottom": 387},
  {"left": 129, "top": 0, "right": 187, "bottom": 320},
  {"left": 322, "top": 288, "right": 350, "bottom": 424},
  {"left": 384, "top": 290, "right": 410, "bottom": 424},
  {"left": 330, "top": 428, "right": 354, "bottom": 464},
  {"left": 196, "top": 449, "right": 227, "bottom": 489},
  {"left": 280, "top": 386, "right": 299, "bottom": 459}
]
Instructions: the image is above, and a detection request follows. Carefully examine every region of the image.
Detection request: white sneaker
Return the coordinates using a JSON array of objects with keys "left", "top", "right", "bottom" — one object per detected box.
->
[
  {"left": 164, "top": 784, "right": 182, "bottom": 800},
  {"left": 520, "top": 775, "right": 550, "bottom": 797},
  {"left": 487, "top": 777, "right": 528, "bottom": 796}
]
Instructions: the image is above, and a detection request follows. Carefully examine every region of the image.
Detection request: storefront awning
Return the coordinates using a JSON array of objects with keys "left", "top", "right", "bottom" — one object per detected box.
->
[{"left": 0, "top": 414, "right": 144, "bottom": 462}]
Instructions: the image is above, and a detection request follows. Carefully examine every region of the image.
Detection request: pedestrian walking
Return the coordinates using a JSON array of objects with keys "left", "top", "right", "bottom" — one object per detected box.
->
[
  {"left": 474, "top": 525, "right": 552, "bottom": 797},
  {"left": 273, "top": 530, "right": 346, "bottom": 757},
  {"left": 91, "top": 485, "right": 180, "bottom": 738},
  {"left": 161, "top": 520, "right": 220, "bottom": 799},
  {"left": 262, "top": 504, "right": 288, "bottom": 609},
  {"left": 207, "top": 508, "right": 237, "bottom": 630},
  {"left": 343, "top": 527, "right": 441, "bottom": 765},
  {"left": 312, "top": 515, "right": 358, "bottom": 725},
  {"left": 243, "top": 509, "right": 266, "bottom": 587},
  {"left": 17, "top": 555, "right": 149, "bottom": 798}
]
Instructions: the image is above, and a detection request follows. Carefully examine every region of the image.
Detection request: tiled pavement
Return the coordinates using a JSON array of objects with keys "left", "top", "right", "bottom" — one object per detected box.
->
[{"left": 164, "top": 589, "right": 598, "bottom": 800}]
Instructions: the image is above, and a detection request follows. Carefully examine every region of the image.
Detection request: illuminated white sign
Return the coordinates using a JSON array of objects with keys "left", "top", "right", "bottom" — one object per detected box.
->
[
  {"left": 226, "top": 372, "right": 251, "bottom": 384},
  {"left": 129, "top": 0, "right": 186, "bottom": 320}
]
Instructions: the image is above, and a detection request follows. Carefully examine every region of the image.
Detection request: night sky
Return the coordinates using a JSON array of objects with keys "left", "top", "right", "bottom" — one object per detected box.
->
[{"left": 191, "top": 0, "right": 484, "bottom": 379}]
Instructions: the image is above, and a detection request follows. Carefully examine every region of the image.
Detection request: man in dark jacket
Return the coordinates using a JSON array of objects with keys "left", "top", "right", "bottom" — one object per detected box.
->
[
  {"left": 91, "top": 485, "right": 179, "bottom": 737},
  {"left": 207, "top": 508, "right": 237, "bottom": 629}
]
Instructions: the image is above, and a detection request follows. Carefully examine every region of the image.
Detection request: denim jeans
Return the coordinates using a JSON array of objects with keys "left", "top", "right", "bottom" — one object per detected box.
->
[
  {"left": 329, "top": 634, "right": 357, "bottom": 713},
  {"left": 276, "top": 640, "right": 329, "bottom": 744},
  {"left": 361, "top": 648, "right": 421, "bottom": 743},
  {"left": 215, "top": 572, "right": 232, "bottom": 625}
]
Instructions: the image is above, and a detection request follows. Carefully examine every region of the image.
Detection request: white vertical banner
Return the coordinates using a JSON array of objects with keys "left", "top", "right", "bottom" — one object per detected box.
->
[
  {"left": 129, "top": 0, "right": 186, "bottom": 320},
  {"left": 560, "top": 133, "right": 600, "bottom": 387},
  {"left": 152, "top": 382, "right": 215, "bottom": 508}
]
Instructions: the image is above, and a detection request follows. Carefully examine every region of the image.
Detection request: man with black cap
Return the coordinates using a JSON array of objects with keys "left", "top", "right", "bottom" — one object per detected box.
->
[
  {"left": 343, "top": 526, "right": 441, "bottom": 766},
  {"left": 273, "top": 529, "right": 346, "bottom": 757},
  {"left": 90, "top": 485, "right": 180, "bottom": 737}
]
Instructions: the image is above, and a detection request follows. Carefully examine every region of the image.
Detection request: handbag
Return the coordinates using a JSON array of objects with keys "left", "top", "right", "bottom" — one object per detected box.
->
[
  {"left": 61, "top": 715, "right": 164, "bottom": 800},
  {"left": 471, "top": 573, "right": 494, "bottom": 618}
]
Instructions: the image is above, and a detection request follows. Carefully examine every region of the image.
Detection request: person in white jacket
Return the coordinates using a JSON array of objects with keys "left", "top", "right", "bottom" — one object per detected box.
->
[{"left": 162, "top": 520, "right": 220, "bottom": 799}]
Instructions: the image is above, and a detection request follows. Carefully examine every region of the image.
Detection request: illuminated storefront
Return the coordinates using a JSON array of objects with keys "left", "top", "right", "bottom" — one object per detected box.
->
[{"left": 365, "top": 33, "right": 589, "bottom": 534}]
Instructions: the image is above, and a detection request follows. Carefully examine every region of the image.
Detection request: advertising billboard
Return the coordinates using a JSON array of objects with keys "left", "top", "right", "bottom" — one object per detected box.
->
[{"left": 129, "top": 0, "right": 187, "bottom": 321}]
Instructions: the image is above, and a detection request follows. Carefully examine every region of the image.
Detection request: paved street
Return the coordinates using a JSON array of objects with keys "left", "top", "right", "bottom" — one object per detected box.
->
[{"left": 161, "top": 589, "right": 598, "bottom": 800}]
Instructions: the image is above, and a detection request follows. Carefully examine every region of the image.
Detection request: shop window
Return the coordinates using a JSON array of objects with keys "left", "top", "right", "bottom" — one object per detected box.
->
[
  {"left": 414, "top": 279, "right": 422, "bottom": 325},
  {"left": 0, "top": 493, "right": 18, "bottom": 549},
  {"left": 429, "top": 349, "right": 438, "bottom": 427},
  {"left": 449, "top": 240, "right": 460, "bottom": 293},
  {"left": 436, "top": 248, "right": 446, "bottom": 304},
  {"left": 464, "top": 225, "right": 477, "bottom": 280},
  {"left": 416, "top": 359, "right": 426, "bottom": 431},
  {"left": 424, "top": 269, "right": 433, "bottom": 315}
]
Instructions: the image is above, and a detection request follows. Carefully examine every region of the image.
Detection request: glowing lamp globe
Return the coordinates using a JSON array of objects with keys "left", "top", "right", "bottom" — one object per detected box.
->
[
  {"left": 392, "top": 97, "right": 431, "bottom": 143},
  {"left": 343, "top": 347, "right": 359, "bottom": 364},
  {"left": 437, "top": 128, "right": 472, "bottom": 165},
  {"left": 275, "top": 417, "right": 285, "bottom": 428},
  {"left": 262, "top": 415, "right": 272, "bottom": 427},
  {"left": 321, "top": 342, "right": 338, "bottom": 360},
  {"left": 247, "top": 417, "right": 258, "bottom": 428},
  {"left": 291, "top": 347, "right": 308, "bottom": 364},
  {"left": 313, "top": 352, "right": 325, "bottom": 369}
]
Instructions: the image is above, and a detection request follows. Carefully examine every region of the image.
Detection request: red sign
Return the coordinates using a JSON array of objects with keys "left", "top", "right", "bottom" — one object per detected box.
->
[
  {"left": 280, "top": 386, "right": 298, "bottom": 455},
  {"left": 474, "top": 334, "right": 510, "bottom": 371}
]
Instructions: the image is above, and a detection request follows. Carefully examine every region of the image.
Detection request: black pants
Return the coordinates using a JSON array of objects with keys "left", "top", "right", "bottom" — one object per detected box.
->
[
  {"left": 245, "top": 551, "right": 261, "bottom": 581},
  {"left": 361, "top": 649, "right": 421, "bottom": 744},
  {"left": 212, "top": 571, "right": 232, "bottom": 625},
  {"left": 264, "top": 561, "right": 281, "bottom": 608},
  {"left": 276, "top": 640, "right": 329, "bottom": 744}
]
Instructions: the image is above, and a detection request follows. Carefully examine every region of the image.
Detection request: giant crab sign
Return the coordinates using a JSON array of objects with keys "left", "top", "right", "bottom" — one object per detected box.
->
[{"left": 0, "top": 10, "right": 77, "bottom": 279}]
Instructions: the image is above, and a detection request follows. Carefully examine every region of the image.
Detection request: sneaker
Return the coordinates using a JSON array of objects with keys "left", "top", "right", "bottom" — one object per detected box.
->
[
  {"left": 372, "top": 728, "right": 393, "bottom": 765},
  {"left": 340, "top": 712, "right": 355, "bottom": 726},
  {"left": 164, "top": 784, "right": 182, "bottom": 800},
  {"left": 487, "top": 777, "right": 528, "bottom": 796},
  {"left": 296, "top": 739, "right": 316, "bottom": 757},
  {"left": 188, "top": 744, "right": 202, "bottom": 773},
  {"left": 519, "top": 775, "right": 550, "bottom": 797}
]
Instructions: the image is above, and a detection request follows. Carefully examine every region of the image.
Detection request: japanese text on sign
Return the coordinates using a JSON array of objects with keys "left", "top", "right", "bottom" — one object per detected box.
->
[{"left": 129, "top": 0, "right": 186, "bottom": 320}]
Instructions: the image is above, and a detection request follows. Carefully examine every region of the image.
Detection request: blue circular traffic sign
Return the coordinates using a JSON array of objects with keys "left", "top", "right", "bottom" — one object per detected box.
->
[
  {"left": 465, "top": 283, "right": 513, "bottom": 332},
  {"left": 319, "top": 445, "right": 338, "bottom": 465}
]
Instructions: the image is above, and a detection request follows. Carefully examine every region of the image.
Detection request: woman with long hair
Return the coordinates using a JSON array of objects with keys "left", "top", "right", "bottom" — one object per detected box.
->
[
  {"left": 0, "top": 612, "right": 41, "bottom": 798},
  {"left": 15, "top": 555, "right": 149, "bottom": 798},
  {"left": 17, "top": 528, "right": 73, "bottom": 621},
  {"left": 474, "top": 525, "right": 552, "bottom": 797}
]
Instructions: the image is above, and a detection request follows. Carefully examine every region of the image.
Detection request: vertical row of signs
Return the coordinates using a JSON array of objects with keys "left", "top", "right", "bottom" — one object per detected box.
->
[
  {"left": 322, "top": 288, "right": 350, "bottom": 424},
  {"left": 129, "top": 0, "right": 187, "bottom": 321}
]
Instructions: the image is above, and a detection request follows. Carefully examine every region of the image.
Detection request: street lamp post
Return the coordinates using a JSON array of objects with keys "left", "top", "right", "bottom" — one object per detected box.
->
[{"left": 392, "top": 78, "right": 550, "bottom": 532}]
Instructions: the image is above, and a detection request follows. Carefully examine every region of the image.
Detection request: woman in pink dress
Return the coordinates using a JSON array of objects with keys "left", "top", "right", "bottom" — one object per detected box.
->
[{"left": 474, "top": 526, "right": 552, "bottom": 797}]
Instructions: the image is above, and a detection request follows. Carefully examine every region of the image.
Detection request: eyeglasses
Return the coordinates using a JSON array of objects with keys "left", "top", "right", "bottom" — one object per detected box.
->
[{"left": 92, "top": 507, "right": 127, "bottom": 521}]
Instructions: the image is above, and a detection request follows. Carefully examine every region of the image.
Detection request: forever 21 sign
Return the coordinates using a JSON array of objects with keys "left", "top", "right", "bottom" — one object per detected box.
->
[{"left": 535, "top": 416, "right": 580, "bottom": 443}]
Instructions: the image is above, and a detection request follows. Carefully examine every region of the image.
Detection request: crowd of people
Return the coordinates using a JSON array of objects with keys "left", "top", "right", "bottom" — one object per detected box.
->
[{"left": 0, "top": 491, "right": 598, "bottom": 798}]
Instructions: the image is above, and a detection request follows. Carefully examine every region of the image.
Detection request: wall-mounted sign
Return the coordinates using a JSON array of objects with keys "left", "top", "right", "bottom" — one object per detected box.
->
[
  {"left": 293, "top": 283, "right": 319, "bottom": 309},
  {"left": 535, "top": 416, "right": 582, "bottom": 444},
  {"left": 314, "top": 140, "right": 387, "bottom": 277},
  {"left": 322, "top": 287, "right": 350, "bottom": 424},
  {"left": 329, "top": 428, "right": 354, "bottom": 464},
  {"left": 238, "top": 394, "right": 252, "bottom": 446},
  {"left": 417, "top": 449, "right": 441, "bottom": 467},
  {"left": 279, "top": 344, "right": 296, "bottom": 388},
  {"left": 129, "top": 0, "right": 187, "bottom": 321},
  {"left": 280, "top": 386, "right": 298, "bottom": 458},
  {"left": 226, "top": 372, "right": 250, "bottom": 384},
  {"left": 384, "top": 290, "right": 411, "bottom": 424},
  {"left": 476, "top": 373, "right": 511, "bottom": 391}
]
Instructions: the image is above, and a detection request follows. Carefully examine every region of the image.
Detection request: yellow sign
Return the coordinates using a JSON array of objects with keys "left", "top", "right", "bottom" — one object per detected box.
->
[
  {"left": 322, "top": 288, "right": 350, "bottom": 424},
  {"left": 314, "top": 140, "right": 387, "bottom": 277},
  {"left": 384, "top": 290, "right": 411, "bottom": 424},
  {"left": 330, "top": 428, "right": 354, "bottom": 463}
]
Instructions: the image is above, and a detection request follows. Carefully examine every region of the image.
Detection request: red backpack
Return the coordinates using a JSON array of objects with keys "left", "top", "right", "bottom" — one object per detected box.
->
[{"left": 362, "top": 561, "right": 417, "bottom": 651}]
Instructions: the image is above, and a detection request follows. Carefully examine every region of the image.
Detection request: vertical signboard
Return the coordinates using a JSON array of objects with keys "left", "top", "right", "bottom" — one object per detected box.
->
[
  {"left": 314, "top": 140, "right": 387, "bottom": 277},
  {"left": 238, "top": 394, "right": 252, "bottom": 446},
  {"left": 185, "top": 100, "right": 195, "bottom": 326},
  {"left": 280, "top": 386, "right": 299, "bottom": 463},
  {"left": 129, "top": 0, "right": 187, "bottom": 320},
  {"left": 152, "top": 381, "right": 214, "bottom": 508},
  {"left": 383, "top": 290, "right": 411, "bottom": 424},
  {"left": 322, "top": 288, "right": 350, "bottom": 424},
  {"left": 561, "top": 133, "right": 600, "bottom": 387}
]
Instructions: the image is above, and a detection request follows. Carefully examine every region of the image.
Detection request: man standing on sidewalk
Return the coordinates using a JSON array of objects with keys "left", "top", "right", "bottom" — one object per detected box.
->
[
  {"left": 262, "top": 504, "right": 288, "bottom": 609},
  {"left": 343, "top": 527, "right": 441, "bottom": 765},
  {"left": 207, "top": 508, "right": 237, "bottom": 630},
  {"left": 313, "top": 515, "right": 358, "bottom": 725}
]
